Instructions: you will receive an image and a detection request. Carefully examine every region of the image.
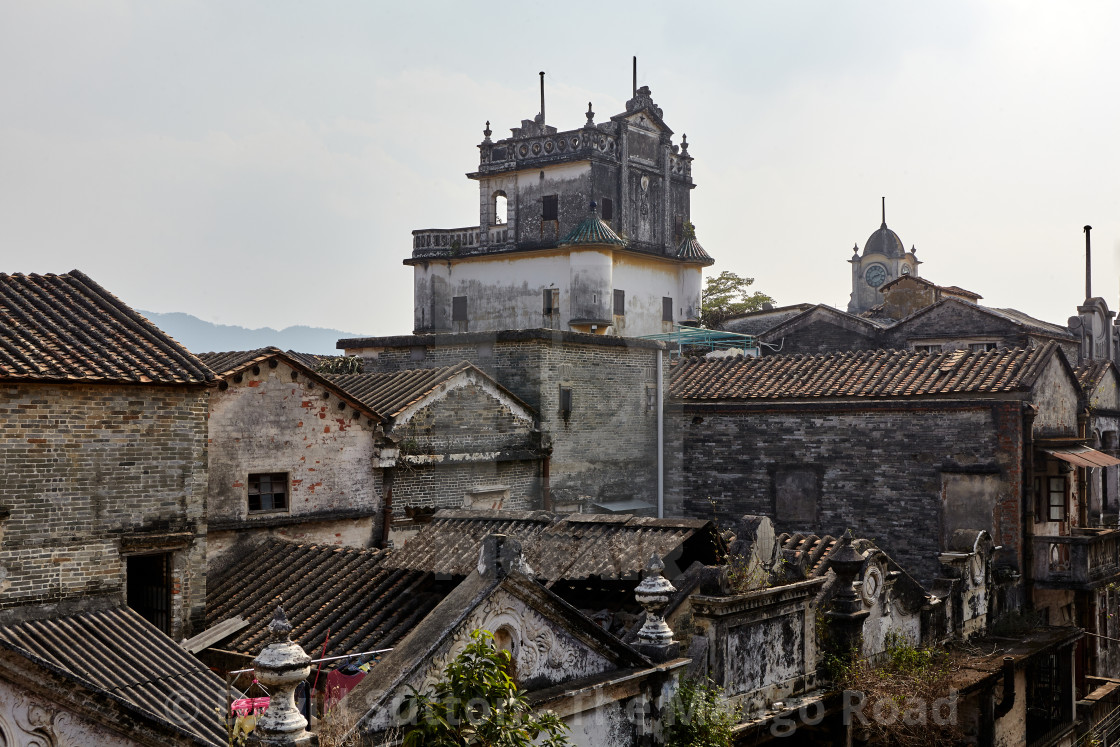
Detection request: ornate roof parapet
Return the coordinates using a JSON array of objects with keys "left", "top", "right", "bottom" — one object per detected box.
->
[
  {"left": 634, "top": 554, "right": 680, "bottom": 662},
  {"left": 247, "top": 607, "right": 317, "bottom": 746},
  {"left": 625, "top": 85, "right": 664, "bottom": 120}
]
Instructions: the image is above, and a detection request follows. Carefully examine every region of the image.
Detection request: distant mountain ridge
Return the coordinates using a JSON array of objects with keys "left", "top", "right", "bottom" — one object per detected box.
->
[{"left": 140, "top": 310, "right": 366, "bottom": 356}]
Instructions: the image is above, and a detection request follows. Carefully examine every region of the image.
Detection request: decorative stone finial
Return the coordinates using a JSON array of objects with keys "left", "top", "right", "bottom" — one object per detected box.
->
[
  {"left": 483, "top": 121, "right": 492, "bottom": 143},
  {"left": 680, "top": 133, "right": 688, "bottom": 154},
  {"left": 267, "top": 605, "right": 293, "bottom": 642},
  {"left": 634, "top": 554, "right": 679, "bottom": 661},
  {"left": 248, "top": 607, "right": 316, "bottom": 746},
  {"left": 823, "top": 531, "right": 870, "bottom": 657},
  {"left": 585, "top": 102, "right": 595, "bottom": 127}
]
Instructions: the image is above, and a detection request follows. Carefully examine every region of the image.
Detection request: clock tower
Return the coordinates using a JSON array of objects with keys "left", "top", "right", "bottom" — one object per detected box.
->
[{"left": 847, "top": 198, "right": 920, "bottom": 314}]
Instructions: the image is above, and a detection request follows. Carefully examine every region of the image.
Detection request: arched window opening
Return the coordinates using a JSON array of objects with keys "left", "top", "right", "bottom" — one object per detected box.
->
[
  {"left": 493, "top": 192, "right": 507, "bottom": 225},
  {"left": 493, "top": 626, "right": 518, "bottom": 680}
]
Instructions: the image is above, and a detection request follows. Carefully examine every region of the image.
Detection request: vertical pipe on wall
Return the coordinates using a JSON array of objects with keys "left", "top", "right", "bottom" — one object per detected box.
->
[{"left": 657, "top": 348, "right": 664, "bottom": 519}]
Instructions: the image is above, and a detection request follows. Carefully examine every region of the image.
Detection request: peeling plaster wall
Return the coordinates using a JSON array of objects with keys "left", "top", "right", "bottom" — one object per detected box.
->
[
  {"left": 348, "top": 333, "right": 663, "bottom": 509},
  {"left": 0, "top": 679, "right": 145, "bottom": 747},
  {"left": 411, "top": 247, "right": 697, "bottom": 337},
  {"left": 0, "top": 382, "right": 208, "bottom": 637},
  {"left": 1031, "top": 356, "right": 1081, "bottom": 437},
  {"left": 206, "top": 361, "right": 381, "bottom": 555}
]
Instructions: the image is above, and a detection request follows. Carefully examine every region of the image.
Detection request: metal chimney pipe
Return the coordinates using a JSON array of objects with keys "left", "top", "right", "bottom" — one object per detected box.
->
[
  {"left": 1085, "top": 225, "right": 1093, "bottom": 299},
  {"left": 633, "top": 56, "right": 637, "bottom": 98},
  {"left": 539, "top": 71, "right": 545, "bottom": 124}
]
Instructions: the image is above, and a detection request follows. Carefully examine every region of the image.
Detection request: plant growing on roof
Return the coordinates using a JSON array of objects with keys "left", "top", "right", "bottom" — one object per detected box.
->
[
  {"left": 400, "top": 629, "right": 571, "bottom": 747},
  {"left": 316, "top": 356, "right": 364, "bottom": 375}
]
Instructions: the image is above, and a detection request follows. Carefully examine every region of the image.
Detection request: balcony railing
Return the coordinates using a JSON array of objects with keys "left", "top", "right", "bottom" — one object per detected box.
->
[
  {"left": 411, "top": 225, "right": 510, "bottom": 257},
  {"left": 1032, "top": 528, "right": 1120, "bottom": 587}
]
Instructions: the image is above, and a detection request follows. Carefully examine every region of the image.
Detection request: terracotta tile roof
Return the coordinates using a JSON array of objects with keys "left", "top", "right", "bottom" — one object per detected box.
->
[
  {"left": 383, "top": 509, "right": 723, "bottom": 580},
  {"left": 0, "top": 270, "right": 213, "bottom": 385},
  {"left": 777, "top": 533, "right": 840, "bottom": 578},
  {"left": 670, "top": 343, "right": 1058, "bottom": 401},
  {"left": 326, "top": 361, "right": 532, "bottom": 420},
  {"left": 205, "top": 538, "right": 443, "bottom": 661},
  {"left": 197, "top": 348, "right": 337, "bottom": 378},
  {"left": 985, "top": 307, "right": 1074, "bottom": 338},
  {"left": 1075, "top": 360, "right": 1114, "bottom": 392},
  {"left": 197, "top": 347, "right": 281, "bottom": 378},
  {"left": 0, "top": 606, "right": 227, "bottom": 745}
]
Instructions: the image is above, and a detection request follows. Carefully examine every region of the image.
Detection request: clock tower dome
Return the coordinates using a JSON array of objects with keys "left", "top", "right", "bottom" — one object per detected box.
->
[{"left": 847, "top": 198, "right": 920, "bottom": 314}]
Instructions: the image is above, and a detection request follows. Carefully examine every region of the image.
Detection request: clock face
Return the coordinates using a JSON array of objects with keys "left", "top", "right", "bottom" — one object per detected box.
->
[
  {"left": 865, "top": 264, "right": 888, "bottom": 288},
  {"left": 901, "top": 265, "right": 911, "bottom": 276}
]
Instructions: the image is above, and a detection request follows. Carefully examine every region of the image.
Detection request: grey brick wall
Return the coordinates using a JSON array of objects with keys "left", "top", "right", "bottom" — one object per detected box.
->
[
  {"left": 665, "top": 400, "right": 1025, "bottom": 584},
  {"left": 0, "top": 382, "right": 209, "bottom": 637}
]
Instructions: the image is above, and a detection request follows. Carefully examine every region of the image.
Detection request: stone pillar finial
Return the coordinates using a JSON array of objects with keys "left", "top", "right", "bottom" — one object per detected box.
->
[
  {"left": 483, "top": 121, "right": 492, "bottom": 143},
  {"left": 824, "top": 531, "right": 870, "bottom": 657},
  {"left": 634, "top": 554, "right": 680, "bottom": 662},
  {"left": 585, "top": 102, "right": 595, "bottom": 128},
  {"left": 248, "top": 606, "right": 317, "bottom": 746}
]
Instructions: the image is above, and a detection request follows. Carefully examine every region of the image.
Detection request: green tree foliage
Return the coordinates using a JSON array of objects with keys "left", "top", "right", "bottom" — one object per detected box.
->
[
  {"left": 401, "top": 630, "right": 571, "bottom": 747},
  {"left": 700, "top": 270, "right": 774, "bottom": 329},
  {"left": 665, "top": 678, "right": 740, "bottom": 747}
]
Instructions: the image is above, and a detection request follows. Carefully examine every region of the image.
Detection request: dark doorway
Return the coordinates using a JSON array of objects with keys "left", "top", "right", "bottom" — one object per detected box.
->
[{"left": 127, "top": 553, "right": 172, "bottom": 633}]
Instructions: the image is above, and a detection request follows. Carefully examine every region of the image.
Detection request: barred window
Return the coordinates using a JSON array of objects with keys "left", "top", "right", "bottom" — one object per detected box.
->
[{"left": 249, "top": 473, "right": 288, "bottom": 512}]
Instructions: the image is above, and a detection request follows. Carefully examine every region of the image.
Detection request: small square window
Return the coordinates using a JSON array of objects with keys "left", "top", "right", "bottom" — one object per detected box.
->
[
  {"left": 914, "top": 344, "right": 941, "bottom": 354},
  {"left": 542, "top": 195, "right": 558, "bottom": 221},
  {"left": 1048, "top": 476, "right": 1067, "bottom": 522},
  {"left": 249, "top": 473, "right": 288, "bottom": 513},
  {"left": 662, "top": 297, "right": 674, "bottom": 323},
  {"left": 601, "top": 198, "right": 614, "bottom": 221},
  {"left": 452, "top": 296, "right": 468, "bottom": 322},
  {"left": 614, "top": 289, "right": 625, "bottom": 316}
]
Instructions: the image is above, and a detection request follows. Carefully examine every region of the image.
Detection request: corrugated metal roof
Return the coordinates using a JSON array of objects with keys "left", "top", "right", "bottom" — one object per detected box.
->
[
  {"left": 670, "top": 343, "right": 1058, "bottom": 401},
  {"left": 383, "top": 509, "right": 721, "bottom": 580},
  {"left": 559, "top": 212, "right": 626, "bottom": 247},
  {"left": 0, "top": 270, "right": 213, "bottom": 385},
  {"left": 0, "top": 606, "right": 227, "bottom": 745},
  {"left": 206, "top": 538, "right": 444, "bottom": 661}
]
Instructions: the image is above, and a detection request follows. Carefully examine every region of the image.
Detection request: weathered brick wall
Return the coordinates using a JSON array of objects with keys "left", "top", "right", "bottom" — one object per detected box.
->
[
  {"left": 0, "top": 382, "right": 208, "bottom": 636},
  {"left": 206, "top": 361, "right": 381, "bottom": 534},
  {"left": 391, "top": 460, "right": 540, "bottom": 517},
  {"left": 666, "top": 400, "right": 1024, "bottom": 584},
  {"left": 764, "top": 320, "right": 881, "bottom": 355},
  {"left": 391, "top": 378, "right": 538, "bottom": 459},
  {"left": 347, "top": 331, "right": 666, "bottom": 509}
]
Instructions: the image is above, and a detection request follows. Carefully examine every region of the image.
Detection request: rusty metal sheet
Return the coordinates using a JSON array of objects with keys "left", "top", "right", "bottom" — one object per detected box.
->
[{"left": 1044, "top": 446, "right": 1120, "bottom": 469}]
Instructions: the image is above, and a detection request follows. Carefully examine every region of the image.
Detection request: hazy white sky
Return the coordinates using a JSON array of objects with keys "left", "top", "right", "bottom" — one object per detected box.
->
[{"left": 2, "top": 1, "right": 1118, "bottom": 335}]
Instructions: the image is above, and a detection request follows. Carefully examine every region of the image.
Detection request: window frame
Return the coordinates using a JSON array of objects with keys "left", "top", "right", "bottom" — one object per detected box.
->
[
  {"left": 452, "top": 296, "right": 468, "bottom": 322},
  {"left": 248, "top": 472, "right": 289, "bottom": 513},
  {"left": 542, "top": 195, "right": 559, "bottom": 222},
  {"left": 613, "top": 289, "right": 625, "bottom": 316},
  {"left": 601, "top": 198, "right": 614, "bottom": 221},
  {"left": 662, "top": 297, "right": 674, "bottom": 323},
  {"left": 1047, "top": 475, "right": 1068, "bottom": 522}
]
